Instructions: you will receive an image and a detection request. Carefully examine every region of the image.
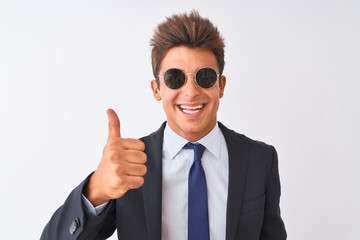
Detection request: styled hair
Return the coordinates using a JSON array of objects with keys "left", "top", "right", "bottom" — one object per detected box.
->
[{"left": 150, "top": 10, "right": 225, "bottom": 83}]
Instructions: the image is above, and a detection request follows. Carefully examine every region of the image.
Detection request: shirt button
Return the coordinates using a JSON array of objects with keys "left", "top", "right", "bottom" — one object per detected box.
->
[{"left": 69, "top": 218, "right": 80, "bottom": 235}]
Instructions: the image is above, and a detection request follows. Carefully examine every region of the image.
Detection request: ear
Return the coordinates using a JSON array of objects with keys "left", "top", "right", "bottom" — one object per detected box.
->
[
  {"left": 219, "top": 76, "right": 226, "bottom": 98},
  {"left": 151, "top": 80, "right": 162, "bottom": 101}
]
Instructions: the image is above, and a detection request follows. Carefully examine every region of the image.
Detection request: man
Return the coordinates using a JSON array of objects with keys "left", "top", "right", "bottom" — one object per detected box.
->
[{"left": 41, "top": 11, "right": 286, "bottom": 240}]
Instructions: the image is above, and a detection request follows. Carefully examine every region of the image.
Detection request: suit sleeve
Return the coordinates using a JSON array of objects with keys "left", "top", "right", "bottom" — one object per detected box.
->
[
  {"left": 260, "top": 147, "right": 287, "bottom": 239},
  {"left": 40, "top": 175, "right": 116, "bottom": 240}
]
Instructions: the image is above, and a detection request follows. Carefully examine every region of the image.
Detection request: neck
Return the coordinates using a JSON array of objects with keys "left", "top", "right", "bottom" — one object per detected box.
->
[{"left": 167, "top": 121, "right": 217, "bottom": 142}]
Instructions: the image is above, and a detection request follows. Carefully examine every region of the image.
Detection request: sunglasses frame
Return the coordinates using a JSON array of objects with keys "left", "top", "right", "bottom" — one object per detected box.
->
[{"left": 156, "top": 67, "right": 220, "bottom": 90}]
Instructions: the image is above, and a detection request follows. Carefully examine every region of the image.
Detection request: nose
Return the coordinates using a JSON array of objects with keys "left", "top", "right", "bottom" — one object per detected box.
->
[{"left": 182, "top": 73, "right": 201, "bottom": 97}]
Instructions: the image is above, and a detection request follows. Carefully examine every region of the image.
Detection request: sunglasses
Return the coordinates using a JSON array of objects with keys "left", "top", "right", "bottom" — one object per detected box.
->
[{"left": 157, "top": 67, "right": 220, "bottom": 89}]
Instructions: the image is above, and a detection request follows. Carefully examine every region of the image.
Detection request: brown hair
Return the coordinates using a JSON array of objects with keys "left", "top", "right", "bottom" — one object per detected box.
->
[{"left": 150, "top": 10, "right": 225, "bottom": 84}]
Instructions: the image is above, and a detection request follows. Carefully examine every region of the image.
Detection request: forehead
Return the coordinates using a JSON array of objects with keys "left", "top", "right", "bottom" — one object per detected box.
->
[{"left": 160, "top": 46, "right": 218, "bottom": 73}]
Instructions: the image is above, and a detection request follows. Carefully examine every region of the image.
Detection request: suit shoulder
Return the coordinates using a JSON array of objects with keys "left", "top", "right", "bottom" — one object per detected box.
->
[
  {"left": 243, "top": 134, "right": 275, "bottom": 153},
  {"left": 218, "top": 122, "right": 275, "bottom": 153},
  {"left": 139, "top": 122, "right": 166, "bottom": 143}
]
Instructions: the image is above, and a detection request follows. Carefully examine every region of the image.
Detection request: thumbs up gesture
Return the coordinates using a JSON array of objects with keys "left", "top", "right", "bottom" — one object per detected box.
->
[{"left": 84, "top": 109, "right": 147, "bottom": 206}]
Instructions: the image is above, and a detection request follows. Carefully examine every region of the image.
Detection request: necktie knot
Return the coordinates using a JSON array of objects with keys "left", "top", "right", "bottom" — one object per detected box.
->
[{"left": 183, "top": 142, "right": 205, "bottom": 162}]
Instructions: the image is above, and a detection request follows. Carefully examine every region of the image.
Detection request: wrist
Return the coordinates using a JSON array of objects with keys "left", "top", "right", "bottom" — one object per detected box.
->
[{"left": 83, "top": 175, "right": 109, "bottom": 207}]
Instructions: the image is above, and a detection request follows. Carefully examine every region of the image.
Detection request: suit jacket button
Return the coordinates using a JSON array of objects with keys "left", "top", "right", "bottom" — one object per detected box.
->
[{"left": 69, "top": 218, "right": 80, "bottom": 235}]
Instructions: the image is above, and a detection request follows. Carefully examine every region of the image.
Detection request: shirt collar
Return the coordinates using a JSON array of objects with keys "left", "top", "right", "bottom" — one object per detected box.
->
[{"left": 164, "top": 122, "right": 221, "bottom": 159}]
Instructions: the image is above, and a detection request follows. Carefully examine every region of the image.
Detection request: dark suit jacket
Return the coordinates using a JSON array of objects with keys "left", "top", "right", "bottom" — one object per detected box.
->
[{"left": 41, "top": 122, "right": 286, "bottom": 240}]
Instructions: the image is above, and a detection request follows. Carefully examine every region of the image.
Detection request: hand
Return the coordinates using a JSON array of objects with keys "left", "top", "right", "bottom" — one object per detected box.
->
[{"left": 84, "top": 109, "right": 147, "bottom": 206}]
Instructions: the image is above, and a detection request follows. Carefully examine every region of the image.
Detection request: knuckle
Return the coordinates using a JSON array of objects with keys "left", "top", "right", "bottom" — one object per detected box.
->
[
  {"left": 106, "top": 150, "right": 126, "bottom": 163},
  {"left": 138, "top": 141, "right": 145, "bottom": 151},
  {"left": 107, "top": 138, "right": 122, "bottom": 148},
  {"left": 138, "top": 177, "right": 144, "bottom": 186},
  {"left": 134, "top": 152, "right": 147, "bottom": 164},
  {"left": 113, "top": 175, "right": 125, "bottom": 188},
  {"left": 141, "top": 152, "right": 147, "bottom": 163},
  {"left": 106, "top": 138, "right": 116, "bottom": 146},
  {"left": 135, "top": 177, "right": 144, "bottom": 187},
  {"left": 107, "top": 151, "right": 121, "bottom": 161},
  {"left": 140, "top": 165, "right": 147, "bottom": 176},
  {"left": 128, "top": 177, "right": 144, "bottom": 189},
  {"left": 115, "top": 161, "right": 128, "bottom": 174}
]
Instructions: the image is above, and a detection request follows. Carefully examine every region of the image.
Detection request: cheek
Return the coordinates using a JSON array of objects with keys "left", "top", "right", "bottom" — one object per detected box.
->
[
  {"left": 161, "top": 92, "right": 177, "bottom": 108},
  {"left": 209, "top": 92, "right": 221, "bottom": 105}
]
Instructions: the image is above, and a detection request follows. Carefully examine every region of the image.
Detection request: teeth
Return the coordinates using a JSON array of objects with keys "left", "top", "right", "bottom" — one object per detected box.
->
[
  {"left": 179, "top": 104, "right": 203, "bottom": 110},
  {"left": 182, "top": 109, "right": 200, "bottom": 114},
  {"left": 179, "top": 104, "right": 204, "bottom": 114}
]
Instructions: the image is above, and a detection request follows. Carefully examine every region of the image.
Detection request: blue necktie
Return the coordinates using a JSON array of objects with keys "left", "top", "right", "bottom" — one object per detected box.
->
[{"left": 184, "top": 142, "right": 209, "bottom": 240}]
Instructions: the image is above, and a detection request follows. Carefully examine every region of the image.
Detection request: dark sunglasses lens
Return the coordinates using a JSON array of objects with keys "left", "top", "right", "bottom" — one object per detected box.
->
[
  {"left": 196, "top": 68, "right": 218, "bottom": 88},
  {"left": 164, "top": 69, "right": 186, "bottom": 89}
]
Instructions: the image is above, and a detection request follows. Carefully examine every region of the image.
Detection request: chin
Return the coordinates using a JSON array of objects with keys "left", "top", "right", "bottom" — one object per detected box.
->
[{"left": 180, "top": 122, "right": 211, "bottom": 138}]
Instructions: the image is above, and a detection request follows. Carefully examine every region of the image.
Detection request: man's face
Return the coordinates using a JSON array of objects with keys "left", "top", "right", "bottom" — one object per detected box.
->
[{"left": 151, "top": 46, "right": 226, "bottom": 141}]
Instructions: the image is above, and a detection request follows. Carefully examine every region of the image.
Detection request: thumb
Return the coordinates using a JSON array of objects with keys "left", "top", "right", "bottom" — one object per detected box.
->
[{"left": 106, "top": 108, "right": 121, "bottom": 138}]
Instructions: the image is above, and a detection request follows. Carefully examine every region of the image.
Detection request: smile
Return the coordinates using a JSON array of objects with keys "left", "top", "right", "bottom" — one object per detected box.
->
[{"left": 178, "top": 104, "right": 205, "bottom": 114}]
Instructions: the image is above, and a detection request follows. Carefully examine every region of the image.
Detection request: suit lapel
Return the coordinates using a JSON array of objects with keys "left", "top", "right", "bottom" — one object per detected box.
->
[
  {"left": 142, "top": 123, "right": 165, "bottom": 240},
  {"left": 219, "top": 122, "right": 250, "bottom": 240}
]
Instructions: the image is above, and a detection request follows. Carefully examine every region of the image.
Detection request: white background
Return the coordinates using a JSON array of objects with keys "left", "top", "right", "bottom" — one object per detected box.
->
[{"left": 1, "top": 0, "right": 359, "bottom": 239}]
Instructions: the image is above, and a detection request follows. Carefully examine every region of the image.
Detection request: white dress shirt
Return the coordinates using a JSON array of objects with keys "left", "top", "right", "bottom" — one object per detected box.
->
[
  {"left": 83, "top": 122, "right": 229, "bottom": 240},
  {"left": 162, "top": 123, "right": 229, "bottom": 240}
]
